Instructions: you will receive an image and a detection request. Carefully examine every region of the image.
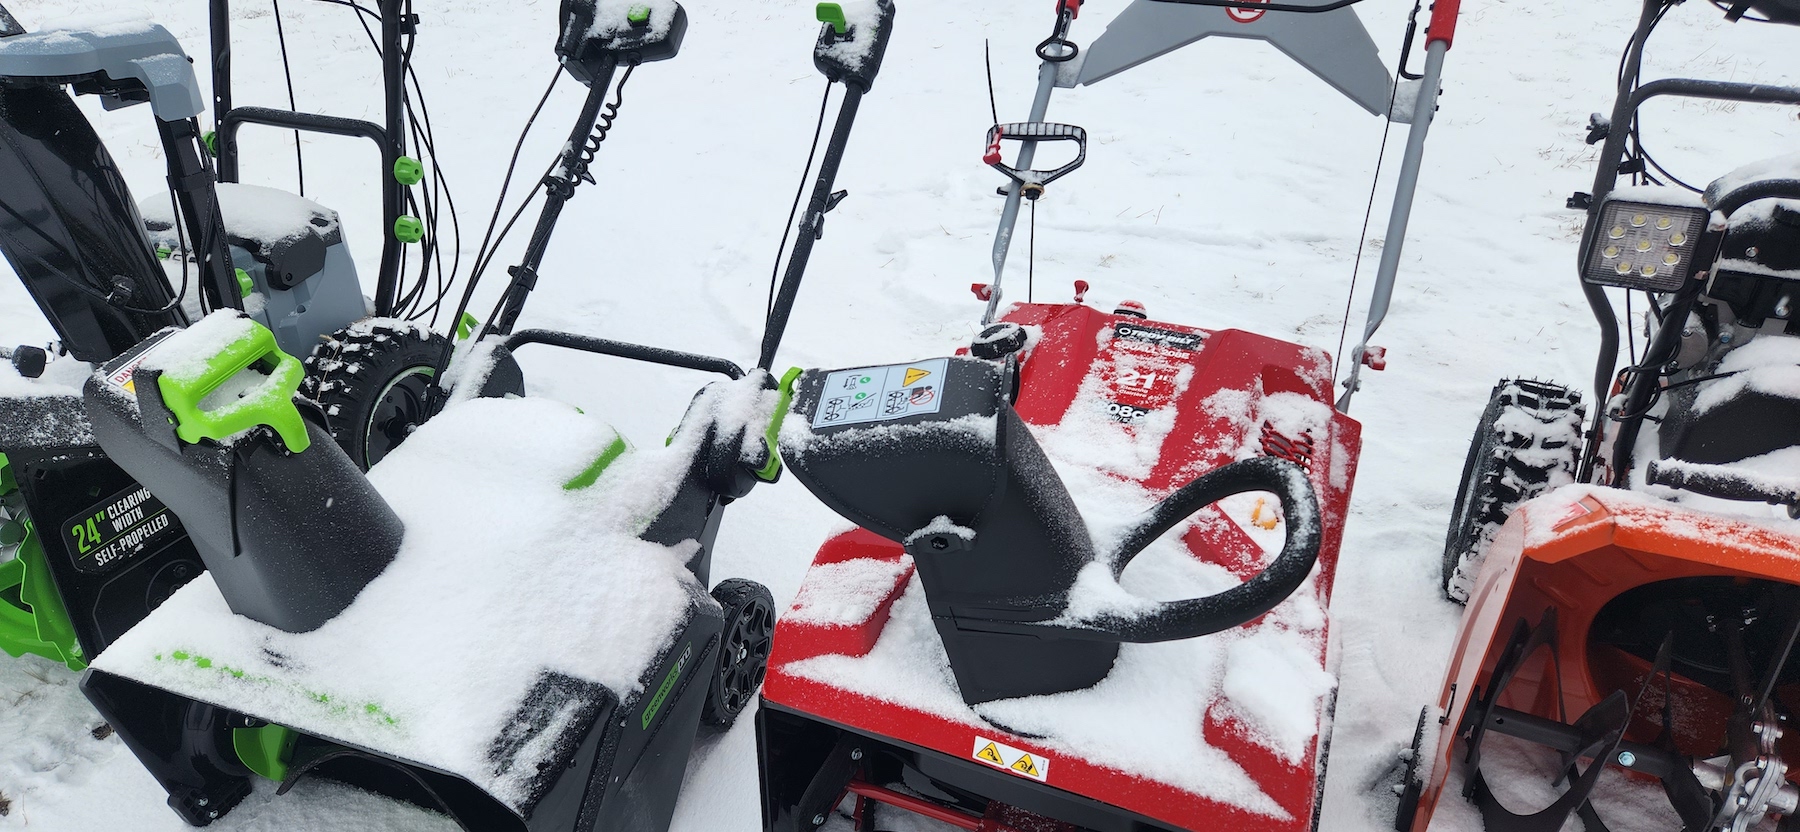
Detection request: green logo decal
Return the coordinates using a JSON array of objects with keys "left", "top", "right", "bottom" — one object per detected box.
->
[{"left": 641, "top": 643, "right": 692, "bottom": 730}]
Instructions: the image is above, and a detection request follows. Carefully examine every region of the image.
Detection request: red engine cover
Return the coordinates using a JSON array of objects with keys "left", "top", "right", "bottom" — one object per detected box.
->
[{"left": 766, "top": 302, "right": 1364, "bottom": 831}]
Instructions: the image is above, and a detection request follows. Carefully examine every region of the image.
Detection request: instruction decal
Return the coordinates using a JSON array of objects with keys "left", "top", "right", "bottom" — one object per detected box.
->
[
  {"left": 61, "top": 482, "right": 182, "bottom": 575},
  {"left": 813, "top": 358, "right": 949, "bottom": 429},
  {"left": 970, "top": 736, "right": 1050, "bottom": 783}
]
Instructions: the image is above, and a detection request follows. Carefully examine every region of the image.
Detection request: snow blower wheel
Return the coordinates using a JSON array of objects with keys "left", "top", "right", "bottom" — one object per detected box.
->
[
  {"left": 1441, "top": 379, "right": 1584, "bottom": 602},
  {"left": 704, "top": 578, "right": 773, "bottom": 729},
  {"left": 301, "top": 322, "right": 450, "bottom": 471}
]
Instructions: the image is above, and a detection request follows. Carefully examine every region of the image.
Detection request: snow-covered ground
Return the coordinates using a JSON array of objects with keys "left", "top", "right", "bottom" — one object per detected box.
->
[{"left": 1, "top": 0, "right": 1796, "bottom": 829}]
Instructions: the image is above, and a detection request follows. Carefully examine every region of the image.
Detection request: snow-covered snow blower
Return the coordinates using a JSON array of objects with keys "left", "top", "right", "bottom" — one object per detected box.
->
[
  {"left": 1405, "top": 1, "right": 1800, "bottom": 830},
  {"left": 754, "top": 1, "right": 1464, "bottom": 831},
  {"left": 0, "top": 1, "right": 897, "bottom": 830}
]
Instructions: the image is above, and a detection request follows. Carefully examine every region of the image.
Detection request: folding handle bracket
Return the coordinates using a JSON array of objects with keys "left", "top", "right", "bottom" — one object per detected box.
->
[{"left": 984, "top": 122, "right": 1088, "bottom": 195}]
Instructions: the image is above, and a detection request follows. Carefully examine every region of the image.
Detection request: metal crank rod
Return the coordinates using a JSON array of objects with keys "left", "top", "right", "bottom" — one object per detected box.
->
[{"left": 982, "top": 2, "right": 1079, "bottom": 326}]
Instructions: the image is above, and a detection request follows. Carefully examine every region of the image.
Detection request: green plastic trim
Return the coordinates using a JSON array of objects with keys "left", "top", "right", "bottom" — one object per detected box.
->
[
  {"left": 456, "top": 312, "right": 481, "bottom": 341},
  {"left": 755, "top": 367, "right": 804, "bottom": 482},
  {"left": 202, "top": 130, "right": 219, "bottom": 157},
  {"left": 0, "top": 454, "right": 85, "bottom": 671},
  {"left": 563, "top": 433, "right": 629, "bottom": 491},
  {"left": 393, "top": 155, "right": 424, "bottom": 186},
  {"left": 155, "top": 321, "right": 312, "bottom": 453},
  {"left": 232, "top": 723, "right": 299, "bottom": 782},
  {"left": 155, "top": 245, "right": 172, "bottom": 261},
  {"left": 234, "top": 268, "right": 254, "bottom": 298},
  {"left": 394, "top": 216, "right": 425, "bottom": 244},
  {"left": 627, "top": 3, "right": 652, "bottom": 24},
  {"left": 816, "top": 2, "right": 847, "bottom": 34}
]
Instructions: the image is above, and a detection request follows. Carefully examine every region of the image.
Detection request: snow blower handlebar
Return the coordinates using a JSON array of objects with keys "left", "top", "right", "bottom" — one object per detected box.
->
[
  {"left": 1336, "top": 0, "right": 1460, "bottom": 412},
  {"left": 757, "top": 0, "right": 897, "bottom": 372}
]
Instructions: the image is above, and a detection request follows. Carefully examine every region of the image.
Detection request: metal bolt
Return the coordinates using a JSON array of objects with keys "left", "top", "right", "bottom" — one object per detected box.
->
[
  {"left": 850, "top": 748, "right": 863, "bottom": 761},
  {"left": 1747, "top": 246, "right": 1761, "bottom": 258},
  {"left": 208, "top": 810, "right": 219, "bottom": 819},
  {"left": 197, "top": 798, "right": 209, "bottom": 807},
  {"left": 1617, "top": 751, "right": 1637, "bottom": 767},
  {"left": 812, "top": 814, "right": 826, "bottom": 826}
]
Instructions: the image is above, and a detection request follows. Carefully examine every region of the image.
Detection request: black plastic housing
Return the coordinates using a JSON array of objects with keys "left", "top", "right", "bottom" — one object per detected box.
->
[
  {"left": 83, "top": 332, "right": 401, "bottom": 633},
  {"left": 0, "top": 84, "right": 183, "bottom": 362},
  {"left": 813, "top": 0, "right": 896, "bottom": 91},
  {"left": 557, "top": 0, "right": 688, "bottom": 86},
  {"left": 83, "top": 589, "right": 725, "bottom": 832}
]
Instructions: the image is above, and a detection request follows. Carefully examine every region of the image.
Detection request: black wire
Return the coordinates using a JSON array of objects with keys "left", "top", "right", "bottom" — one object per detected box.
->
[
  {"left": 480, "top": 64, "right": 637, "bottom": 331},
  {"left": 1626, "top": 291, "right": 1637, "bottom": 364},
  {"left": 984, "top": 40, "right": 1000, "bottom": 125},
  {"left": 767, "top": 80, "right": 835, "bottom": 319},
  {"left": 306, "top": 0, "right": 381, "bottom": 19},
  {"left": 1332, "top": 0, "right": 1413, "bottom": 382},
  {"left": 163, "top": 188, "right": 193, "bottom": 319},
  {"left": 271, "top": 0, "right": 306, "bottom": 197}
]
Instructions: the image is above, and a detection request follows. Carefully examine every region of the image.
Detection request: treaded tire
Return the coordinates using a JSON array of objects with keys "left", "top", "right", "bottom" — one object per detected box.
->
[
  {"left": 1441, "top": 379, "right": 1585, "bottom": 603},
  {"left": 703, "top": 578, "right": 775, "bottom": 729},
  {"left": 299, "top": 319, "right": 450, "bottom": 471}
]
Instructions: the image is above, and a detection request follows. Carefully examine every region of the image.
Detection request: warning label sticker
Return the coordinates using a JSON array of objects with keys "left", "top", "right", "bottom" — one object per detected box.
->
[
  {"left": 61, "top": 481, "right": 182, "bottom": 575},
  {"left": 812, "top": 358, "right": 949, "bottom": 429},
  {"left": 104, "top": 337, "right": 170, "bottom": 396},
  {"left": 971, "top": 736, "right": 1050, "bottom": 783}
]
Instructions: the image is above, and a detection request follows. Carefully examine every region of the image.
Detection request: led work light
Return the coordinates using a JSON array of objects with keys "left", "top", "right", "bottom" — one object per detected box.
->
[{"left": 1582, "top": 197, "right": 1710, "bottom": 292}]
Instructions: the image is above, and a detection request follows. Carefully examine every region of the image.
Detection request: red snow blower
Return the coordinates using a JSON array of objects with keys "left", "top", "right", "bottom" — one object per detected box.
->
[
  {"left": 1404, "top": 1, "right": 1800, "bottom": 831},
  {"left": 755, "top": 0, "right": 1464, "bottom": 830}
]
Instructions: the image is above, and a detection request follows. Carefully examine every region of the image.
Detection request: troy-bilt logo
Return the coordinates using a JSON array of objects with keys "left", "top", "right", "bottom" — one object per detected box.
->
[
  {"left": 1227, "top": 0, "right": 1269, "bottom": 23},
  {"left": 1113, "top": 322, "right": 1202, "bottom": 351}
]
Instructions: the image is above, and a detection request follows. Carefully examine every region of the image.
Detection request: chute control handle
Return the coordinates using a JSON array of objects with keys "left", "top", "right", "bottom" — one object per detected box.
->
[
  {"left": 1065, "top": 456, "right": 1322, "bottom": 643},
  {"left": 984, "top": 122, "right": 1087, "bottom": 198}
]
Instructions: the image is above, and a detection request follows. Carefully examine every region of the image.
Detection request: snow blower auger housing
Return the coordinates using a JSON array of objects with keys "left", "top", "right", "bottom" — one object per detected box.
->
[
  {"left": 754, "top": 0, "right": 1469, "bottom": 829},
  {"left": 1408, "top": 1, "right": 1800, "bottom": 830},
  {"left": 56, "top": 2, "right": 896, "bottom": 830}
]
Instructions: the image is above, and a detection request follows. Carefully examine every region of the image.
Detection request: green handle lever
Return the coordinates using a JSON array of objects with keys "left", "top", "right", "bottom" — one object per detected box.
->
[
  {"left": 817, "top": 2, "right": 847, "bottom": 35},
  {"left": 154, "top": 319, "right": 311, "bottom": 453}
]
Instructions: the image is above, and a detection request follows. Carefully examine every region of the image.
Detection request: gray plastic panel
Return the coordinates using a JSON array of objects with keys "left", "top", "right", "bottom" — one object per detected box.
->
[
  {"left": 1077, "top": 0, "right": 1393, "bottom": 116},
  {"left": 0, "top": 20, "right": 202, "bottom": 120}
]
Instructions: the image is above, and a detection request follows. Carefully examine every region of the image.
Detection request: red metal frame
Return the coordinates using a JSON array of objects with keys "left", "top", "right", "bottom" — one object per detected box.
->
[{"left": 764, "top": 301, "right": 1365, "bottom": 831}]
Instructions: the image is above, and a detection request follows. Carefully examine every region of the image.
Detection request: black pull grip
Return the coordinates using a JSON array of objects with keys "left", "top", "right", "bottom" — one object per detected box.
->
[
  {"left": 1071, "top": 455, "right": 1323, "bottom": 643},
  {"left": 985, "top": 122, "right": 1087, "bottom": 191}
]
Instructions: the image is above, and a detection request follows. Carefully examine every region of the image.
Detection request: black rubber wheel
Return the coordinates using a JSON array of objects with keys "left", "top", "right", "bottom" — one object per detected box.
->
[
  {"left": 299, "top": 320, "right": 449, "bottom": 471},
  {"left": 703, "top": 578, "right": 775, "bottom": 729},
  {"left": 1441, "top": 379, "right": 1585, "bottom": 603}
]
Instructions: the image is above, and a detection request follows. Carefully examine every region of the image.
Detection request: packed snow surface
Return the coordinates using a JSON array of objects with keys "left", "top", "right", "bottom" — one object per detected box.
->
[{"left": 0, "top": 0, "right": 1796, "bottom": 829}]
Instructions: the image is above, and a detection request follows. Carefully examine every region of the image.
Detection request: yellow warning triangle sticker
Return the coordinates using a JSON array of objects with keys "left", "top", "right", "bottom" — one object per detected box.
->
[
  {"left": 976, "top": 742, "right": 1005, "bottom": 765},
  {"left": 903, "top": 367, "right": 931, "bottom": 386},
  {"left": 1011, "top": 754, "right": 1040, "bottom": 777}
]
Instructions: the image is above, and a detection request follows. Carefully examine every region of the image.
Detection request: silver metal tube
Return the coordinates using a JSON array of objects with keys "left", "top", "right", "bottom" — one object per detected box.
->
[
  {"left": 982, "top": 58, "right": 1063, "bottom": 324},
  {"left": 1337, "top": 38, "right": 1449, "bottom": 412}
]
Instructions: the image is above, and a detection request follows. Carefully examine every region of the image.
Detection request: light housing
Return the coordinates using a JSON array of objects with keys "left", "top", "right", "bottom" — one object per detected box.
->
[{"left": 1582, "top": 197, "right": 1710, "bottom": 292}]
